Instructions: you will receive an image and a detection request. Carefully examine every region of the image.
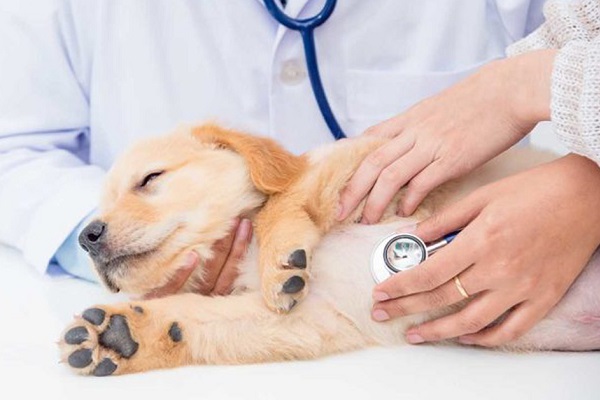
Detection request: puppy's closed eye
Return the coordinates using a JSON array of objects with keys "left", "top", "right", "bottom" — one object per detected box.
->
[{"left": 138, "top": 171, "right": 164, "bottom": 189}]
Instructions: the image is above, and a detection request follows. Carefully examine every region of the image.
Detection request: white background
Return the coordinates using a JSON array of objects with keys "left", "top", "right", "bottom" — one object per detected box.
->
[{"left": 530, "top": 121, "right": 568, "bottom": 155}]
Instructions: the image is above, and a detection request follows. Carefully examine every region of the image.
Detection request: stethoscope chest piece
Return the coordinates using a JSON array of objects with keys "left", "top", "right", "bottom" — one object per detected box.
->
[
  {"left": 370, "top": 230, "right": 461, "bottom": 284},
  {"left": 370, "top": 233, "right": 427, "bottom": 284}
]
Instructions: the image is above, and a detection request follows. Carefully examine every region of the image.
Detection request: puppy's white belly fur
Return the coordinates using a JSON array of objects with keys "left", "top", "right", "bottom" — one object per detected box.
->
[
  {"left": 311, "top": 222, "right": 430, "bottom": 345},
  {"left": 237, "top": 222, "right": 600, "bottom": 350},
  {"left": 237, "top": 221, "right": 433, "bottom": 346}
]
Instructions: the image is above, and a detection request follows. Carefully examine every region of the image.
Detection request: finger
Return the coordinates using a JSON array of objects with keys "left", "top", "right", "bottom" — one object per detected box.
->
[
  {"left": 337, "top": 135, "right": 414, "bottom": 221},
  {"left": 198, "top": 218, "right": 240, "bottom": 295},
  {"left": 405, "top": 291, "right": 520, "bottom": 344},
  {"left": 400, "top": 159, "right": 456, "bottom": 216},
  {"left": 363, "top": 114, "right": 406, "bottom": 138},
  {"left": 361, "top": 149, "right": 430, "bottom": 224},
  {"left": 143, "top": 252, "right": 198, "bottom": 299},
  {"left": 372, "top": 265, "right": 486, "bottom": 320},
  {"left": 415, "top": 191, "right": 486, "bottom": 243},
  {"left": 373, "top": 230, "right": 475, "bottom": 299},
  {"left": 212, "top": 218, "right": 252, "bottom": 295},
  {"left": 458, "top": 300, "right": 550, "bottom": 347}
]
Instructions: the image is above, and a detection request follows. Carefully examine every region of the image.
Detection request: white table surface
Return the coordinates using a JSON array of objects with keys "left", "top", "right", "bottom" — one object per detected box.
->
[{"left": 1, "top": 244, "right": 598, "bottom": 400}]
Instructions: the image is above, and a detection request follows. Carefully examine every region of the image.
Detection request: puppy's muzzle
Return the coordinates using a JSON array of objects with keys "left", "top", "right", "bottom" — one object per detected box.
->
[{"left": 78, "top": 220, "right": 121, "bottom": 292}]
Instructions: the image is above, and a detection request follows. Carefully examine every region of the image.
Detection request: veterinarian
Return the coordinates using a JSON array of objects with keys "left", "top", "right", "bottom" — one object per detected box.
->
[
  {"left": 340, "top": 0, "right": 600, "bottom": 347},
  {"left": 0, "top": 0, "right": 546, "bottom": 290},
  {"left": 1, "top": 0, "right": 590, "bottom": 345}
]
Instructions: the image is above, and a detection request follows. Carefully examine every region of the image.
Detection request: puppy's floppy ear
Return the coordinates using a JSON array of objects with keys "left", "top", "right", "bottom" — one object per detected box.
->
[{"left": 192, "top": 124, "right": 306, "bottom": 195}]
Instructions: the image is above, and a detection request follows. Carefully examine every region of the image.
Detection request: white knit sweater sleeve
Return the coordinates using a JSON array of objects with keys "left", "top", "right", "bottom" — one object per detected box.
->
[{"left": 507, "top": 0, "right": 600, "bottom": 164}]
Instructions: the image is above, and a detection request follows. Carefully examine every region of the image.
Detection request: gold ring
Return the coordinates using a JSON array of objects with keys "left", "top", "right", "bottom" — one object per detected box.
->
[{"left": 454, "top": 275, "right": 470, "bottom": 299}]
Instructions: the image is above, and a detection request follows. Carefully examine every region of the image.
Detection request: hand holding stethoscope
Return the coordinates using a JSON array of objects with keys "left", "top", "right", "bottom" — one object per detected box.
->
[
  {"left": 334, "top": 48, "right": 595, "bottom": 348},
  {"left": 368, "top": 155, "right": 600, "bottom": 348}
]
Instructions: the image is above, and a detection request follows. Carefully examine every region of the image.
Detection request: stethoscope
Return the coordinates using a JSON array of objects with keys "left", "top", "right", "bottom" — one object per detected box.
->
[
  {"left": 264, "top": 0, "right": 346, "bottom": 140},
  {"left": 370, "top": 230, "right": 462, "bottom": 283}
]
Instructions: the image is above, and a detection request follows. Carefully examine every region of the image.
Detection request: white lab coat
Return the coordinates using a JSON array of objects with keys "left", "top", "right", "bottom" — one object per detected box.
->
[{"left": 0, "top": 0, "right": 546, "bottom": 274}]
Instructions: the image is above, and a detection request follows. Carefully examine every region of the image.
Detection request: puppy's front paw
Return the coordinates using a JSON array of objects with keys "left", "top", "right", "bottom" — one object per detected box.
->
[
  {"left": 261, "top": 249, "right": 310, "bottom": 313},
  {"left": 58, "top": 304, "right": 185, "bottom": 376}
]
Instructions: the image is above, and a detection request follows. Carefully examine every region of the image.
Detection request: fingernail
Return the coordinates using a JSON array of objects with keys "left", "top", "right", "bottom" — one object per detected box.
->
[
  {"left": 394, "top": 221, "right": 416, "bottom": 234},
  {"left": 372, "top": 291, "right": 390, "bottom": 302},
  {"left": 185, "top": 251, "right": 198, "bottom": 267},
  {"left": 406, "top": 332, "right": 425, "bottom": 344},
  {"left": 360, "top": 216, "right": 370, "bottom": 225},
  {"left": 372, "top": 309, "right": 390, "bottom": 322},
  {"left": 458, "top": 336, "right": 474, "bottom": 345},
  {"left": 238, "top": 218, "right": 252, "bottom": 240}
]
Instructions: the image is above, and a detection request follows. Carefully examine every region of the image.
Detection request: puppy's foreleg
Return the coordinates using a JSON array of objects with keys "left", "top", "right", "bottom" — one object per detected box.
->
[
  {"left": 255, "top": 137, "right": 389, "bottom": 313},
  {"left": 59, "top": 293, "right": 370, "bottom": 376},
  {"left": 255, "top": 197, "right": 323, "bottom": 313}
]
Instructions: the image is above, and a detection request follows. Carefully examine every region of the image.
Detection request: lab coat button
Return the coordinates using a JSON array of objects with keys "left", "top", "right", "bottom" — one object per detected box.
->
[{"left": 280, "top": 59, "right": 306, "bottom": 85}]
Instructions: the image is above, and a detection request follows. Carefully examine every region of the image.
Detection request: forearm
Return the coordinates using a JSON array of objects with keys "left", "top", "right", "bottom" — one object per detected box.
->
[
  {"left": 0, "top": 146, "right": 103, "bottom": 273},
  {"left": 505, "top": 49, "right": 556, "bottom": 125},
  {"left": 499, "top": 38, "right": 600, "bottom": 166},
  {"left": 502, "top": 0, "right": 600, "bottom": 165},
  {"left": 558, "top": 153, "right": 600, "bottom": 247}
]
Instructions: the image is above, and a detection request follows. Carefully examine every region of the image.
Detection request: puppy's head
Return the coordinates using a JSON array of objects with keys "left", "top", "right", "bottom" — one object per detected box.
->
[{"left": 79, "top": 124, "right": 304, "bottom": 295}]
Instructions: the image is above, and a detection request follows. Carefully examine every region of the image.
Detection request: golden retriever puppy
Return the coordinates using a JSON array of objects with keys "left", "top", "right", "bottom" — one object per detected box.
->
[{"left": 58, "top": 124, "right": 600, "bottom": 376}]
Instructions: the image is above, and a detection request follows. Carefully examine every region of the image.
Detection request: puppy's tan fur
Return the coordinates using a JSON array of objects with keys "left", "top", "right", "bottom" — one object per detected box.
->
[{"left": 59, "top": 124, "right": 600, "bottom": 376}]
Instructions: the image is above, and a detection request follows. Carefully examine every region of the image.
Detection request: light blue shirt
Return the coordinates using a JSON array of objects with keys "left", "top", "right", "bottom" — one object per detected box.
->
[
  {"left": 0, "top": 0, "right": 546, "bottom": 280},
  {"left": 54, "top": 213, "right": 98, "bottom": 282}
]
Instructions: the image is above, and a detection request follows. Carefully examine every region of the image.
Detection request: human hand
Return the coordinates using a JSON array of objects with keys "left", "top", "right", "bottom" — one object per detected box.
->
[
  {"left": 371, "top": 154, "right": 600, "bottom": 347},
  {"left": 338, "top": 49, "right": 556, "bottom": 224},
  {"left": 144, "top": 218, "right": 252, "bottom": 299}
]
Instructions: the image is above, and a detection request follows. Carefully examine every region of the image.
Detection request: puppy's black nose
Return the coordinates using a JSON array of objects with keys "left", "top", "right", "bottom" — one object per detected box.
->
[{"left": 79, "top": 221, "right": 107, "bottom": 256}]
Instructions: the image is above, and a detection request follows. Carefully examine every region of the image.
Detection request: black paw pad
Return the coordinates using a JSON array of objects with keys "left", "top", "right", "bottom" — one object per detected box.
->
[
  {"left": 83, "top": 308, "right": 106, "bottom": 326},
  {"left": 98, "top": 315, "right": 139, "bottom": 358},
  {"left": 282, "top": 276, "right": 305, "bottom": 294},
  {"left": 64, "top": 326, "right": 89, "bottom": 345},
  {"left": 93, "top": 358, "right": 117, "bottom": 377},
  {"left": 168, "top": 322, "right": 183, "bottom": 343},
  {"left": 68, "top": 348, "right": 92, "bottom": 368},
  {"left": 286, "top": 249, "right": 307, "bottom": 269}
]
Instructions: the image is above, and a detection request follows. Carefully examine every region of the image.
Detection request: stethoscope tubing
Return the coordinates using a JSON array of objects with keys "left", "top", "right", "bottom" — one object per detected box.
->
[
  {"left": 263, "top": 0, "right": 335, "bottom": 30},
  {"left": 426, "top": 230, "right": 461, "bottom": 255},
  {"left": 263, "top": 0, "right": 346, "bottom": 140}
]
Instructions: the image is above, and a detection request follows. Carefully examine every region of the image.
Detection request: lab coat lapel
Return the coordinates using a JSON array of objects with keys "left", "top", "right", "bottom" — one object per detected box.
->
[{"left": 274, "top": 0, "right": 311, "bottom": 45}]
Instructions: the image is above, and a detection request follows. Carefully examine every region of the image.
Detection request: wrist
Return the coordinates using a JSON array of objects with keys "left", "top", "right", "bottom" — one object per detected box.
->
[
  {"left": 509, "top": 49, "right": 557, "bottom": 127},
  {"left": 556, "top": 154, "right": 600, "bottom": 244}
]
